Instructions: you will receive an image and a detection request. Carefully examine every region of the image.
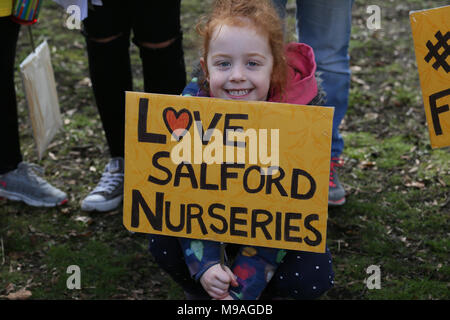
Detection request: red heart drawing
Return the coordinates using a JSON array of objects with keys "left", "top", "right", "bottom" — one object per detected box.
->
[{"left": 163, "top": 107, "right": 193, "bottom": 141}]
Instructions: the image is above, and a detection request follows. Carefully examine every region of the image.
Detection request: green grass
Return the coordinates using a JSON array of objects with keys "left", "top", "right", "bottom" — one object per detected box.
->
[
  {"left": 1, "top": 0, "right": 449, "bottom": 300},
  {"left": 33, "top": 241, "right": 131, "bottom": 299}
]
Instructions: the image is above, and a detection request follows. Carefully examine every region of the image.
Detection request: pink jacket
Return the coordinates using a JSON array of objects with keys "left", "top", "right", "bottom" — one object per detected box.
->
[{"left": 268, "top": 42, "right": 318, "bottom": 105}]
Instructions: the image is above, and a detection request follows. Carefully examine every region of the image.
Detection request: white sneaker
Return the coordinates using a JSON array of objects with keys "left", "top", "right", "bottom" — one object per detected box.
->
[
  {"left": 81, "top": 157, "right": 124, "bottom": 212},
  {"left": 0, "top": 162, "right": 67, "bottom": 207}
]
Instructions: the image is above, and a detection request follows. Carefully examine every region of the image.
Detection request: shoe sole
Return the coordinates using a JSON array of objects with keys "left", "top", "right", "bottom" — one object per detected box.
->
[
  {"left": 81, "top": 195, "right": 123, "bottom": 212},
  {"left": 0, "top": 189, "right": 68, "bottom": 207},
  {"left": 328, "top": 197, "right": 346, "bottom": 206}
]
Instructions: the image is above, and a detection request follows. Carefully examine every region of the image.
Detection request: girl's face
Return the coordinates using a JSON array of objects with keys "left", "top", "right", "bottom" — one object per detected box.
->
[{"left": 202, "top": 24, "right": 274, "bottom": 101}]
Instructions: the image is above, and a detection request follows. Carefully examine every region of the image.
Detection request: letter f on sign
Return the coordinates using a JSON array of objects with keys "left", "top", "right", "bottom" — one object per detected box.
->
[{"left": 429, "top": 88, "right": 450, "bottom": 136}]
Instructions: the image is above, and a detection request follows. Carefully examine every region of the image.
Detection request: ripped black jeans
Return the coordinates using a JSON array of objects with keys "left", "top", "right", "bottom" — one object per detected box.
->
[
  {"left": 0, "top": 16, "right": 22, "bottom": 174},
  {"left": 82, "top": 0, "right": 186, "bottom": 158}
]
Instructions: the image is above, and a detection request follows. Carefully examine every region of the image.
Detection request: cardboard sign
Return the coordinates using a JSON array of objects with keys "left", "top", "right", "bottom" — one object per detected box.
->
[
  {"left": 123, "top": 92, "right": 334, "bottom": 253},
  {"left": 410, "top": 6, "right": 450, "bottom": 148}
]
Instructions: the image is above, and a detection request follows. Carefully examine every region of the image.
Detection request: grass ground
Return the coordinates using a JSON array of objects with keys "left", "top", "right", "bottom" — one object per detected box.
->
[{"left": 0, "top": 0, "right": 448, "bottom": 300}]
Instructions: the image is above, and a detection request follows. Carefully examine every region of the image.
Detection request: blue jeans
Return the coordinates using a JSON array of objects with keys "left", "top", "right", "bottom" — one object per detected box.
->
[{"left": 271, "top": 0, "right": 354, "bottom": 158}]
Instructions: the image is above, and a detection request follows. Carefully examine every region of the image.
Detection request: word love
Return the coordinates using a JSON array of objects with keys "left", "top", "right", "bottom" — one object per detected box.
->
[{"left": 138, "top": 98, "right": 279, "bottom": 173}]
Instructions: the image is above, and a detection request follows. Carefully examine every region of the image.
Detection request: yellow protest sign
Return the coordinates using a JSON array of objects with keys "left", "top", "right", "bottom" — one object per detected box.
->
[
  {"left": 410, "top": 5, "right": 450, "bottom": 148},
  {"left": 123, "top": 92, "right": 333, "bottom": 253}
]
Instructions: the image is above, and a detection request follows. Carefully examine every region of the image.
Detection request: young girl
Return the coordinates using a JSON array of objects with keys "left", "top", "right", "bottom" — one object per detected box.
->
[{"left": 149, "top": 0, "right": 333, "bottom": 300}]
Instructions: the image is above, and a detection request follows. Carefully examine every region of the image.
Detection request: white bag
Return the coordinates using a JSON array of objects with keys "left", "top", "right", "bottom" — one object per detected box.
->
[{"left": 19, "top": 40, "right": 62, "bottom": 160}]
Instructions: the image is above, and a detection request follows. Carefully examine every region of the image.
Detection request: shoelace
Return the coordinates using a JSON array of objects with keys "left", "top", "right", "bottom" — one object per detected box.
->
[
  {"left": 18, "top": 162, "right": 46, "bottom": 185},
  {"left": 329, "top": 157, "right": 343, "bottom": 188},
  {"left": 92, "top": 169, "right": 124, "bottom": 194}
]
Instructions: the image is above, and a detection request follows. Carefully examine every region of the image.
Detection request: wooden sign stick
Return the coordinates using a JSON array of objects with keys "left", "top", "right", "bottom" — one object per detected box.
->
[{"left": 220, "top": 242, "right": 226, "bottom": 271}]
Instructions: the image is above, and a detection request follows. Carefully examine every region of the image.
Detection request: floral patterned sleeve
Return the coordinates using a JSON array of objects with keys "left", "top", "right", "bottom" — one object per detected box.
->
[
  {"left": 178, "top": 238, "right": 222, "bottom": 281},
  {"left": 229, "top": 246, "right": 286, "bottom": 300}
]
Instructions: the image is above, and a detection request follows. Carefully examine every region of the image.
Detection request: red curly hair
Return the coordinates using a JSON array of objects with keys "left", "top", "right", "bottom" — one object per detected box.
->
[{"left": 196, "top": 0, "right": 287, "bottom": 97}]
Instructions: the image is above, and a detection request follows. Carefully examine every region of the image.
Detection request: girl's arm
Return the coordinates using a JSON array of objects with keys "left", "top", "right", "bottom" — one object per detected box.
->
[{"left": 178, "top": 238, "right": 222, "bottom": 281}]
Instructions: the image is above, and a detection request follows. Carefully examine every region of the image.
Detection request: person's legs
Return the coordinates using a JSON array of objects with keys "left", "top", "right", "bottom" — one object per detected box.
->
[
  {"left": 0, "top": 17, "right": 22, "bottom": 174},
  {"left": 82, "top": 1, "right": 133, "bottom": 158},
  {"left": 132, "top": 0, "right": 186, "bottom": 95},
  {"left": 260, "top": 247, "right": 334, "bottom": 299},
  {"left": 296, "top": 0, "right": 353, "bottom": 159},
  {"left": 297, "top": 0, "right": 354, "bottom": 205},
  {"left": 81, "top": 1, "right": 132, "bottom": 211},
  {"left": 149, "top": 235, "right": 210, "bottom": 299},
  {"left": 270, "top": 0, "right": 352, "bottom": 205},
  {"left": 0, "top": 17, "right": 67, "bottom": 207},
  {"left": 84, "top": 34, "right": 132, "bottom": 158}
]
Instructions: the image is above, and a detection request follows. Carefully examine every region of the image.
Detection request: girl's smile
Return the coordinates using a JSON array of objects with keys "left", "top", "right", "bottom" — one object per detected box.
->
[{"left": 224, "top": 88, "right": 253, "bottom": 98}]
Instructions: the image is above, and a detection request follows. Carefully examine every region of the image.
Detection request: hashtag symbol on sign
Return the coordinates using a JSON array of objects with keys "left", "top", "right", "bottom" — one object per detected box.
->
[{"left": 424, "top": 31, "right": 450, "bottom": 73}]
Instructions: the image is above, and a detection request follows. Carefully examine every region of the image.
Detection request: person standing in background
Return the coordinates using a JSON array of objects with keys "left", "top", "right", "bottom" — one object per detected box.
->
[
  {"left": 271, "top": 0, "right": 354, "bottom": 206},
  {"left": 80, "top": 0, "right": 186, "bottom": 212},
  {"left": 0, "top": 0, "right": 68, "bottom": 207}
]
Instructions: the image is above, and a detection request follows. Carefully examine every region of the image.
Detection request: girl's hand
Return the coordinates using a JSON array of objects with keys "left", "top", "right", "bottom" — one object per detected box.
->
[{"left": 200, "top": 264, "right": 238, "bottom": 299}]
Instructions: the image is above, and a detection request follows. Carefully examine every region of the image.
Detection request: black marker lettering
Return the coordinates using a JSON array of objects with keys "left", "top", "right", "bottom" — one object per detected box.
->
[
  {"left": 266, "top": 166, "right": 288, "bottom": 196},
  {"left": 291, "top": 169, "right": 316, "bottom": 200},
  {"left": 174, "top": 162, "right": 198, "bottom": 189},
  {"left": 186, "top": 203, "right": 208, "bottom": 235},
  {"left": 194, "top": 111, "right": 223, "bottom": 145},
  {"left": 243, "top": 165, "right": 265, "bottom": 193},
  {"left": 284, "top": 212, "right": 302, "bottom": 243},
  {"left": 230, "top": 207, "right": 248, "bottom": 237},
  {"left": 148, "top": 151, "right": 172, "bottom": 185},
  {"left": 165, "top": 202, "right": 185, "bottom": 232},
  {"left": 304, "top": 214, "right": 322, "bottom": 246},
  {"left": 138, "top": 98, "right": 166, "bottom": 144},
  {"left": 208, "top": 203, "right": 228, "bottom": 234},
  {"left": 131, "top": 190, "right": 163, "bottom": 231},
  {"left": 429, "top": 88, "right": 450, "bottom": 136},
  {"left": 224, "top": 113, "right": 248, "bottom": 147},
  {"left": 251, "top": 209, "right": 273, "bottom": 240}
]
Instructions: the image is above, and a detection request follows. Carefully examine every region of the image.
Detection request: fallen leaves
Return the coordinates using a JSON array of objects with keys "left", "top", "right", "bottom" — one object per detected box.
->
[
  {"left": 1, "top": 280, "right": 33, "bottom": 300},
  {"left": 404, "top": 181, "right": 425, "bottom": 189},
  {"left": 358, "top": 160, "right": 377, "bottom": 170},
  {"left": 2, "top": 287, "right": 32, "bottom": 300},
  {"left": 73, "top": 215, "right": 93, "bottom": 225},
  {"left": 364, "top": 112, "right": 379, "bottom": 121}
]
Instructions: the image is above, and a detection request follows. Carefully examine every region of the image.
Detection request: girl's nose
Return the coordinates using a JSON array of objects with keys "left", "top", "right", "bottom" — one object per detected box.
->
[{"left": 229, "top": 65, "right": 246, "bottom": 82}]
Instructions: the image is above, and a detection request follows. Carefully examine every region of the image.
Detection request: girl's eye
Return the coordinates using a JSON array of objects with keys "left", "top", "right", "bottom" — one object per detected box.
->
[
  {"left": 247, "top": 61, "right": 260, "bottom": 67},
  {"left": 215, "top": 61, "right": 231, "bottom": 68}
]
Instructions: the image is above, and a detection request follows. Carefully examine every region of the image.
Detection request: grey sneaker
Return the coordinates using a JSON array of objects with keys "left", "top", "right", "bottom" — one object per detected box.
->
[
  {"left": 328, "top": 157, "right": 346, "bottom": 206},
  {"left": 81, "top": 157, "right": 124, "bottom": 212},
  {"left": 0, "top": 162, "right": 68, "bottom": 207}
]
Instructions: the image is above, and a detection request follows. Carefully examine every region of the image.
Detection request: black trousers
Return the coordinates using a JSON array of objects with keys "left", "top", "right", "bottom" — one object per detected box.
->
[
  {"left": 82, "top": 0, "right": 186, "bottom": 158},
  {"left": 0, "top": 17, "right": 22, "bottom": 174}
]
